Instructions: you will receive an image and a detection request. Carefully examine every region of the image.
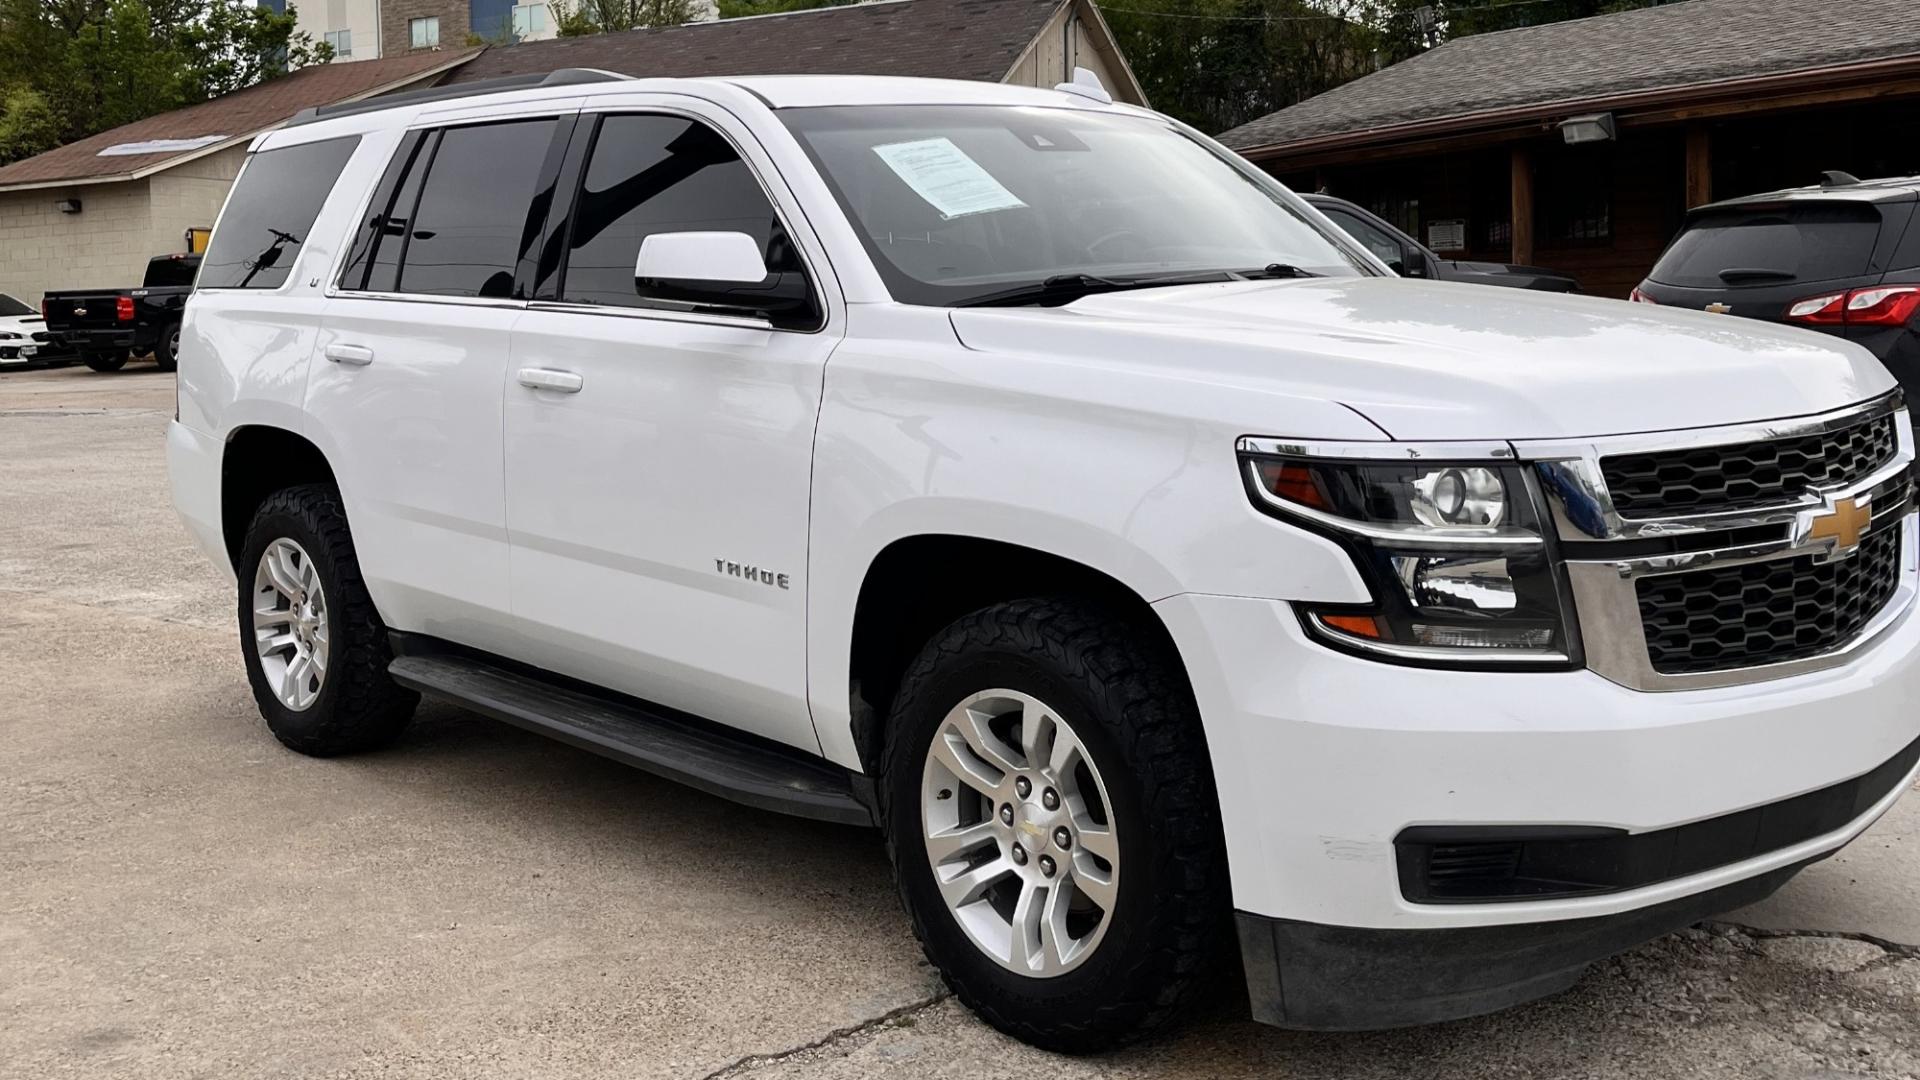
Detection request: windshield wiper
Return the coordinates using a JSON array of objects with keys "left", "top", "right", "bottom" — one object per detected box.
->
[
  {"left": 1237, "top": 263, "right": 1321, "bottom": 280},
  {"left": 1717, "top": 267, "right": 1795, "bottom": 282},
  {"left": 956, "top": 270, "right": 1239, "bottom": 308}
]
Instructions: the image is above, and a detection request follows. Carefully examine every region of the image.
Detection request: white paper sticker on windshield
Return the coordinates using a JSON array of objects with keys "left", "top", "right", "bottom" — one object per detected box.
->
[{"left": 872, "top": 138, "right": 1027, "bottom": 220}]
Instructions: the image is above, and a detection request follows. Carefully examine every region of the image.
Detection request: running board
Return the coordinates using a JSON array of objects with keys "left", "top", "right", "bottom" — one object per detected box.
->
[{"left": 387, "top": 651, "right": 874, "bottom": 827}]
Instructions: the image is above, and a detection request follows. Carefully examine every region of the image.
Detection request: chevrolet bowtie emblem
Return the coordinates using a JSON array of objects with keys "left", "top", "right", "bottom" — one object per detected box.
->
[
  {"left": 1704, "top": 302, "right": 1732, "bottom": 314},
  {"left": 1794, "top": 493, "right": 1873, "bottom": 562}
]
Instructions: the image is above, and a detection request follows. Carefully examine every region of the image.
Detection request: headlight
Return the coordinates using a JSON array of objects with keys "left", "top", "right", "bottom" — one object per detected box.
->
[
  {"left": 1240, "top": 445, "right": 1579, "bottom": 667},
  {"left": 0, "top": 332, "right": 18, "bottom": 340}
]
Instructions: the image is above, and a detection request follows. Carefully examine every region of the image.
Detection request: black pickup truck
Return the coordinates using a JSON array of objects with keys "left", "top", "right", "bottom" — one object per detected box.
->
[{"left": 42, "top": 253, "right": 199, "bottom": 372}]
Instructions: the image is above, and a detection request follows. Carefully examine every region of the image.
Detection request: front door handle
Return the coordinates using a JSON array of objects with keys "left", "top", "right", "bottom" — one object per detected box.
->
[
  {"left": 518, "top": 367, "right": 584, "bottom": 394},
  {"left": 325, "top": 344, "right": 373, "bottom": 366}
]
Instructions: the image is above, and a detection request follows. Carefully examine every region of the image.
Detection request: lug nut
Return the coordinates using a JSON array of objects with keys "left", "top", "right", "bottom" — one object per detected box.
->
[
  {"left": 1042, "top": 788, "right": 1059, "bottom": 811},
  {"left": 1038, "top": 855, "right": 1056, "bottom": 878},
  {"left": 1014, "top": 776, "right": 1032, "bottom": 798},
  {"left": 1053, "top": 827, "right": 1072, "bottom": 850},
  {"left": 999, "top": 804, "right": 1014, "bottom": 826},
  {"left": 1011, "top": 843, "right": 1028, "bottom": 865}
]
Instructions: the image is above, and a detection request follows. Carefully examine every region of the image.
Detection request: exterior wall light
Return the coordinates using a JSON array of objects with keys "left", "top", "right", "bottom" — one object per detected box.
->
[
  {"left": 1559, "top": 113, "right": 1617, "bottom": 145},
  {"left": 55, "top": 199, "right": 82, "bottom": 214}
]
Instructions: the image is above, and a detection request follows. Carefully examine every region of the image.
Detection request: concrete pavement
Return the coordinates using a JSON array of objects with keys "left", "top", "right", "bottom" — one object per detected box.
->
[{"left": 3, "top": 364, "right": 1917, "bottom": 1078}]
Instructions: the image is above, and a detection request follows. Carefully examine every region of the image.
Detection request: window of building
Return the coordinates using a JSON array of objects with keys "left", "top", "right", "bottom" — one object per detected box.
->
[
  {"left": 396, "top": 120, "right": 558, "bottom": 298},
  {"left": 560, "top": 114, "right": 805, "bottom": 314},
  {"left": 409, "top": 16, "right": 439, "bottom": 48},
  {"left": 512, "top": 3, "right": 548, "bottom": 36},
  {"left": 200, "top": 136, "right": 360, "bottom": 290},
  {"left": 324, "top": 28, "right": 351, "bottom": 56}
]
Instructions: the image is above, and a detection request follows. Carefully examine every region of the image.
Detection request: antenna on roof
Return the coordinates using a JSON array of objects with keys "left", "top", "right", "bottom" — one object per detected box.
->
[
  {"left": 1054, "top": 67, "right": 1113, "bottom": 105},
  {"left": 1821, "top": 170, "right": 1862, "bottom": 188}
]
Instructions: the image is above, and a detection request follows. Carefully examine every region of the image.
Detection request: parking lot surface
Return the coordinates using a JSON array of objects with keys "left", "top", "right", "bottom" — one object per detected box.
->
[{"left": 4, "top": 365, "right": 1919, "bottom": 1079}]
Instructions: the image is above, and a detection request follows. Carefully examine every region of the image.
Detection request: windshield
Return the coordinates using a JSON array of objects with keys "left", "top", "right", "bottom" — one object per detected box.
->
[
  {"left": 0, "top": 293, "right": 31, "bottom": 317},
  {"left": 778, "top": 105, "right": 1370, "bottom": 306}
]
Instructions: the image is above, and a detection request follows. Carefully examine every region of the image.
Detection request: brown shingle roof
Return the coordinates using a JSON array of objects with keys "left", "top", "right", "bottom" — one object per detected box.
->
[
  {"left": 447, "top": 0, "right": 1064, "bottom": 85},
  {"left": 1217, "top": 0, "right": 1920, "bottom": 152},
  {"left": 0, "top": 49, "right": 480, "bottom": 191}
]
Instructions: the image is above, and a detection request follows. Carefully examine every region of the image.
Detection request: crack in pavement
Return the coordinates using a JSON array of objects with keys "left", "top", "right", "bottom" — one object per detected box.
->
[
  {"left": 697, "top": 991, "right": 954, "bottom": 1079},
  {"left": 1706, "top": 920, "right": 1920, "bottom": 960}
]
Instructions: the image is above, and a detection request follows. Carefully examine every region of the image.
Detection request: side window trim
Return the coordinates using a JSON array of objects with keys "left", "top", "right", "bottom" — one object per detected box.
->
[
  {"left": 545, "top": 107, "right": 827, "bottom": 332},
  {"left": 338, "top": 129, "right": 428, "bottom": 292}
]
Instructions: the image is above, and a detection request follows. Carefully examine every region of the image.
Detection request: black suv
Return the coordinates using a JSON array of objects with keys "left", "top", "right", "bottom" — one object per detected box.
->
[
  {"left": 1634, "top": 173, "right": 1920, "bottom": 394},
  {"left": 1302, "top": 194, "right": 1579, "bottom": 292}
]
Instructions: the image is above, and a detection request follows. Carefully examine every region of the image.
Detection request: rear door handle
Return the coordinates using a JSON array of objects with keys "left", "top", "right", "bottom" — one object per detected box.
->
[
  {"left": 518, "top": 367, "right": 584, "bottom": 394},
  {"left": 325, "top": 344, "right": 373, "bottom": 366}
]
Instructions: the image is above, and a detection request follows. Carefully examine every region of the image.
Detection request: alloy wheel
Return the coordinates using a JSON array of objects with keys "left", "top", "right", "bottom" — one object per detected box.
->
[
  {"left": 920, "top": 690, "right": 1119, "bottom": 977},
  {"left": 253, "top": 538, "right": 329, "bottom": 711}
]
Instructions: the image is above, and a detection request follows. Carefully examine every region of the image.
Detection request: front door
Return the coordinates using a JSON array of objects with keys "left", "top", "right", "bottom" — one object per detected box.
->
[{"left": 503, "top": 108, "right": 840, "bottom": 752}]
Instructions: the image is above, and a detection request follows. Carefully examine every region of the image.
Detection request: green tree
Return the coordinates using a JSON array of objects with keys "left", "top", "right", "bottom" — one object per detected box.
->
[
  {"left": 0, "top": 86, "right": 60, "bottom": 162},
  {"left": 0, "top": 0, "right": 328, "bottom": 166},
  {"left": 717, "top": 0, "right": 854, "bottom": 15},
  {"left": 550, "top": 0, "right": 700, "bottom": 33}
]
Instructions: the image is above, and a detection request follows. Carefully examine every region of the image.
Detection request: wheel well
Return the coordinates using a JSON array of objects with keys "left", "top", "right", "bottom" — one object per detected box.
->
[
  {"left": 222, "top": 426, "right": 337, "bottom": 569},
  {"left": 846, "top": 535, "right": 1186, "bottom": 772}
]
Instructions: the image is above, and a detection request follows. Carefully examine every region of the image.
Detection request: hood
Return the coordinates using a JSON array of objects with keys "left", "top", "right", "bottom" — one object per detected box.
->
[{"left": 948, "top": 277, "right": 1894, "bottom": 441}]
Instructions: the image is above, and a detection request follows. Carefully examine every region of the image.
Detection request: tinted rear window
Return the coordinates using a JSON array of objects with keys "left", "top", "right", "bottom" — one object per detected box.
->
[
  {"left": 143, "top": 256, "right": 198, "bottom": 288},
  {"left": 1649, "top": 203, "right": 1881, "bottom": 289},
  {"left": 200, "top": 136, "right": 359, "bottom": 290}
]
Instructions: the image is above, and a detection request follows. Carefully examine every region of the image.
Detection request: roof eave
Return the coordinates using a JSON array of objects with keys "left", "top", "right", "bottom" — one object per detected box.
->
[{"left": 1232, "top": 50, "right": 1920, "bottom": 163}]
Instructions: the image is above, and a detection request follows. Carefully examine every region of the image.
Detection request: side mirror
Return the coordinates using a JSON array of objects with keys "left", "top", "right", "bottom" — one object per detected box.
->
[
  {"left": 635, "top": 231, "right": 769, "bottom": 284},
  {"left": 1385, "top": 258, "right": 1408, "bottom": 277},
  {"left": 634, "top": 231, "right": 817, "bottom": 329}
]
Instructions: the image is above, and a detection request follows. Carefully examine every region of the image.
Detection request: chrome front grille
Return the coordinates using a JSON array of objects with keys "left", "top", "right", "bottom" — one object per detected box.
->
[
  {"left": 1522, "top": 393, "right": 1917, "bottom": 691},
  {"left": 1637, "top": 525, "right": 1903, "bottom": 674},
  {"left": 1601, "top": 412, "right": 1897, "bottom": 517}
]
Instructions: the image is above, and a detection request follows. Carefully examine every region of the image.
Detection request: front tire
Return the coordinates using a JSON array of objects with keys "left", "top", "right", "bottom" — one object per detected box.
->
[
  {"left": 82, "top": 350, "right": 127, "bottom": 373},
  {"left": 880, "top": 599, "right": 1228, "bottom": 1052},
  {"left": 238, "top": 485, "right": 417, "bottom": 755}
]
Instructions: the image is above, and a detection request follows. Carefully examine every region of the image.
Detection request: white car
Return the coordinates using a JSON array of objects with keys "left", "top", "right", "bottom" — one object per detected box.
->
[
  {"left": 167, "top": 70, "right": 1920, "bottom": 1049},
  {"left": 0, "top": 292, "right": 60, "bottom": 365}
]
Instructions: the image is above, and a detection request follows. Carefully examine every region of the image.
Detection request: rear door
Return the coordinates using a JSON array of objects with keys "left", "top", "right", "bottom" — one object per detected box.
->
[
  {"left": 501, "top": 101, "right": 841, "bottom": 752},
  {"left": 1637, "top": 200, "right": 1910, "bottom": 321},
  {"left": 306, "top": 106, "right": 577, "bottom": 655}
]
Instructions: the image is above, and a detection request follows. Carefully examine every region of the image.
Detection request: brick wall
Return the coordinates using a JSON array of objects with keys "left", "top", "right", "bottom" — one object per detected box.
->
[
  {"left": 382, "top": 0, "right": 468, "bottom": 57},
  {"left": 146, "top": 145, "right": 247, "bottom": 257},
  {"left": 0, "top": 181, "right": 154, "bottom": 306}
]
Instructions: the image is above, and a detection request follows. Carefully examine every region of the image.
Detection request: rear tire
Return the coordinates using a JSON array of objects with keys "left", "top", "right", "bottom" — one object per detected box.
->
[
  {"left": 82, "top": 351, "right": 127, "bottom": 373},
  {"left": 154, "top": 323, "right": 180, "bottom": 372},
  {"left": 238, "top": 484, "right": 417, "bottom": 756},
  {"left": 880, "top": 598, "right": 1228, "bottom": 1052}
]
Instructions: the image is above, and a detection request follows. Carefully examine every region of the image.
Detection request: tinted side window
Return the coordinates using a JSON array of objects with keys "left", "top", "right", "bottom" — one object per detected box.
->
[
  {"left": 200, "top": 136, "right": 359, "bottom": 289},
  {"left": 1649, "top": 204, "right": 1882, "bottom": 289},
  {"left": 399, "top": 119, "right": 557, "bottom": 299},
  {"left": 561, "top": 114, "right": 803, "bottom": 309}
]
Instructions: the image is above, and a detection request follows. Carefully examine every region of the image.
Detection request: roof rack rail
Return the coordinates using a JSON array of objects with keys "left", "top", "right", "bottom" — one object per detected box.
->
[{"left": 286, "top": 68, "right": 631, "bottom": 128}]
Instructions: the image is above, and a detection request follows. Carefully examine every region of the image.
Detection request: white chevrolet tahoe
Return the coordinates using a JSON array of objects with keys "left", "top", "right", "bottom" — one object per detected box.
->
[{"left": 169, "top": 69, "right": 1920, "bottom": 1050}]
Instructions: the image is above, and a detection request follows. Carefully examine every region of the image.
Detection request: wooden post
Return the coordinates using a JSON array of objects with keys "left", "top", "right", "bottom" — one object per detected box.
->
[
  {"left": 1685, "top": 125, "right": 1712, "bottom": 209},
  {"left": 1510, "top": 146, "right": 1535, "bottom": 267}
]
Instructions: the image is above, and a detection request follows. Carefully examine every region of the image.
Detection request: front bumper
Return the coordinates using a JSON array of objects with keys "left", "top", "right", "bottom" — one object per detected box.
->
[
  {"left": 1235, "top": 854, "right": 1818, "bottom": 1030},
  {"left": 1154, "top": 587, "right": 1920, "bottom": 1025}
]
